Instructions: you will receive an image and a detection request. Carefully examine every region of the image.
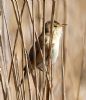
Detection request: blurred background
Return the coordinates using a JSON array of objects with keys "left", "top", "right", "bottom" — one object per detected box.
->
[{"left": 0, "top": 0, "right": 86, "bottom": 100}]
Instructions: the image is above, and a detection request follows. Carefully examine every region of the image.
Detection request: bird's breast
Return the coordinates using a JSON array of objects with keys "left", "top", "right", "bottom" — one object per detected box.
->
[
  {"left": 51, "top": 43, "right": 59, "bottom": 64},
  {"left": 51, "top": 34, "right": 62, "bottom": 64}
]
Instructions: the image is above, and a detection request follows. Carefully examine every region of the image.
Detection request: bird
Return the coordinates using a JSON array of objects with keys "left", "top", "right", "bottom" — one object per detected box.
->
[{"left": 24, "top": 20, "right": 66, "bottom": 75}]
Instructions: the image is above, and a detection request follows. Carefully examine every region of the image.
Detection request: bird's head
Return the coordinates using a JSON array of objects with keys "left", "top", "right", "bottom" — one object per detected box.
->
[{"left": 45, "top": 20, "right": 66, "bottom": 46}]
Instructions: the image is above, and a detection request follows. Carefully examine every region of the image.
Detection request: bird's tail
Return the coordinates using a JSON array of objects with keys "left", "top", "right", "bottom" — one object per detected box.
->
[{"left": 23, "top": 49, "right": 34, "bottom": 77}]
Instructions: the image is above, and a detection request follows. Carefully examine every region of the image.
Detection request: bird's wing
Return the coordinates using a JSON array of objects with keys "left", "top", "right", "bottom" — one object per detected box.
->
[
  {"left": 29, "top": 33, "right": 49, "bottom": 70},
  {"left": 29, "top": 33, "right": 43, "bottom": 63}
]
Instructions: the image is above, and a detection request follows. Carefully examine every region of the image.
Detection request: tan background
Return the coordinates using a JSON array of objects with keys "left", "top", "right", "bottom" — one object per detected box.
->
[{"left": 0, "top": 0, "right": 86, "bottom": 100}]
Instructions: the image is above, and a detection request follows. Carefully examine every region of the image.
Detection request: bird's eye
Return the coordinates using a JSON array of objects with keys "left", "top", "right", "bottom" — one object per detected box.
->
[{"left": 54, "top": 25, "right": 57, "bottom": 27}]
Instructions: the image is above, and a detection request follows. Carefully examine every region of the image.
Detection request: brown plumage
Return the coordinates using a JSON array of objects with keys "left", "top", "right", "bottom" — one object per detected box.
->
[{"left": 24, "top": 20, "right": 65, "bottom": 75}]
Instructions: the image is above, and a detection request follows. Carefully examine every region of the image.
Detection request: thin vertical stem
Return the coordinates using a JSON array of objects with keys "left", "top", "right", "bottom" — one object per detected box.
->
[
  {"left": 32, "top": 0, "right": 38, "bottom": 100},
  {"left": 37, "top": 0, "right": 42, "bottom": 33},
  {"left": 42, "top": 0, "right": 46, "bottom": 99},
  {"left": 63, "top": 0, "right": 67, "bottom": 66},
  {"left": 43, "top": 0, "right": 45, "bottom": 69},
  {"left": 62, "top": 0, "right": 67, "bottom": 99},
  {"left": 49, "top": 0, "right": 55, "bottom": 99}
]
